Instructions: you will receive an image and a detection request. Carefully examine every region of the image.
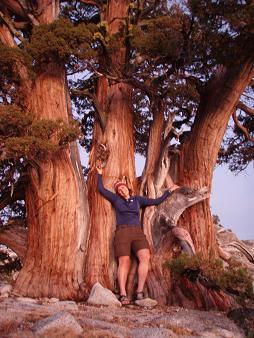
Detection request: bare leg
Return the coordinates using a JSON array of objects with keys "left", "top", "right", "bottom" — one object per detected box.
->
[
  {"left": 136, "top": 249, "right": 150, "bottom": 293},
  {"left": 118, "top": 256, "right": 130, "bottom": 296}
]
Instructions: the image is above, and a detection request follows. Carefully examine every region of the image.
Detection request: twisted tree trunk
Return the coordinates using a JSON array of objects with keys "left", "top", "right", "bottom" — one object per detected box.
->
[
  {"left": 0, "top": 1, "right": 90, "bottom": 300},
  {"left": 13, "top": 65, "right": 90, "bottom": 300},
  {"left": 84, "top": 0, "right": 136, "bottom": 294},
  {"left": 178, "top": 61, "right": 254, "bottom": 257}
]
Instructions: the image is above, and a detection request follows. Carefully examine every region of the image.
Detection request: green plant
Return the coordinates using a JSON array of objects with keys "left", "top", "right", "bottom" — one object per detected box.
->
[{"left": 165, "top": 253, "right": 254, "bottom": 301}]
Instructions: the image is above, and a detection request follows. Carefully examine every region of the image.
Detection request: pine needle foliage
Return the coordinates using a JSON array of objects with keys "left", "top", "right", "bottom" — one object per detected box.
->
[
  {"left": 0, "top": 105, "right": 80, "bottom": 160},
  {"left": 24, "top": 18, "right": 98, "bottom": 70}
]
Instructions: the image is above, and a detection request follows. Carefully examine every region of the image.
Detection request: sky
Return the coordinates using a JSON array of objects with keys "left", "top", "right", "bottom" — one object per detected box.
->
[
  {"left": 211, "top": 164, "right": 253, "bottom": 240},
  {"left": 80, "top": 146, "right": 253, "bottom": 241}
]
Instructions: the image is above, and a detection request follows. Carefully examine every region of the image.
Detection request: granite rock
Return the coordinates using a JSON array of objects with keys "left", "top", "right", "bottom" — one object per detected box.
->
[
  {"left": 87, "top": 282, "right": 122, "bottom": 307},
  {"left": 32, "top": 311, "right": 83, "bottom": 338}
]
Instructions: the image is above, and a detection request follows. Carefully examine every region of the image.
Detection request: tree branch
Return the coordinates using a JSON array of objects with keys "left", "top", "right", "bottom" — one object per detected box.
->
[
  {"left": 16, "top": 0, "right": 40, "bottom": 25},
  {"left": 232, "top": 111, "right": 254, "bottom": 142},
  {"left": 0, "top": 10, "right": 25, "bottom": 42},
  {"left": 153, "top": 186, "right": 209, "bottom": 228},
  {"left": 1, "top": 0, "right": 26, "bottom": 18},
  {"left": 237, "top": 101, "right": 254, "bottom": 116},
  {"left": 0, "top": 23, "right": 16, "bottom": 47}
]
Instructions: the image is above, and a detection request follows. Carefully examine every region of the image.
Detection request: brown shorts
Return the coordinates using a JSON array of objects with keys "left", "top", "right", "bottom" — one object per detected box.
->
[{"left": 114, "top": 226, "right": 150, "bottom": 257}]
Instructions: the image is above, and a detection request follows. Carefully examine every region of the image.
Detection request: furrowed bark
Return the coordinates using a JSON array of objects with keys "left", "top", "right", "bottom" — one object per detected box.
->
[
  {"left": 84, "top": 0, "right": 136, "bottom": 294},
  {"left": 0, "top": 1, "right": 90, "bottom": 300},
  {"left": 178, "top": 60, "right": 254, "bottom": 258},
  {"left": 13, "top": 64, "right": 90, "bottom": 300}
]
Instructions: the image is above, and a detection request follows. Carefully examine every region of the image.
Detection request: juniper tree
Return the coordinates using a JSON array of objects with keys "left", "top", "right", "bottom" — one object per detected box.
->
[
  {"left": 0, "top": 1, "right": 98, "bottom": 299},
  {"left": 0, "top": 0, "right": 253, "bottom": 308},
  {"left": 71, "top": 0, "right": 254, "bottom": 304}
]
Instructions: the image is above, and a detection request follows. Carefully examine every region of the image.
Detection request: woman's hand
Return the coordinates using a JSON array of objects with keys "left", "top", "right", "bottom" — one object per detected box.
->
[
  {"left": 169, "top": 184, "right": 179, "bottom": 192},
  {"left": 96, "top": 165, "right": 103, "bottom": 175}
]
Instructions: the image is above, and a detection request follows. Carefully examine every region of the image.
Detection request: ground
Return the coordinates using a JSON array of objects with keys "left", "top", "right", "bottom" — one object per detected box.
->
[{"left": 0, "top": 296, "right": 245, "bottom": 337}]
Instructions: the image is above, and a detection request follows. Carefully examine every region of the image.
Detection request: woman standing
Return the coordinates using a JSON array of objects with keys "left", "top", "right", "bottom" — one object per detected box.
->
[{"left": 97, "top": 166, "right": 179, "bottom": 305}]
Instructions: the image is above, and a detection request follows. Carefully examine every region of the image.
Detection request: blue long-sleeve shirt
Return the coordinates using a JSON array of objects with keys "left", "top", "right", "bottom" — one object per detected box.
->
[{"left": 97, "top": 174, "right": 171, "bottom": 227}]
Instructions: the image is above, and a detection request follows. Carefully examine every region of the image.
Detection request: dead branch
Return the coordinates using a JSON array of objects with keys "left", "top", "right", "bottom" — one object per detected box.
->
[
  {"left": 153, "top": 111, "right": 176, "bottom": 193},
  {"left": 153, "top": 186, "right": 209, "bottom": 228},
  {"left": 229, "top": 242, "right": 254, "bottom": 264}
]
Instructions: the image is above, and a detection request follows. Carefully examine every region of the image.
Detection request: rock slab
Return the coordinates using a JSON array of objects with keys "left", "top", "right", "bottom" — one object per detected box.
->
[
  {"left": 87, "top": 282, "right": 122, "bottom": 307},
  {"left": 135, "top": 298, "right": 158, "bottom": 307},
  {"left": 130, "top": 327, "right": 177, "bottom": 338},
  {"left": 32, "top": 311, "right": 83, "bottom": 338},
  {"left": 0, "top": 283, "right": 12, "bottom": 296}
]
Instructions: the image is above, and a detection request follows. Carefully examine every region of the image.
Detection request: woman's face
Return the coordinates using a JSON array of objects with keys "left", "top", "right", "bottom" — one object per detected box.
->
[{"left": 117, "top": 185, "right": 130, "bottom": 198}]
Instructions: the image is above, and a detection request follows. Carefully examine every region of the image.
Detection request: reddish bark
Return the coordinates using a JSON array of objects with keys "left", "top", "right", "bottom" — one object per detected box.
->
[
  {"left": 178, "top": 61, "right": 254, "bottom": 257},
  {"left": 171, "top": 276, "right": 236, "bottom": 311},
  {"left": 138, "top": 61, "right": 254, "bottom": 308},
  {"left": 0, "top": 1, "right": 90, "bottom": 299},
  {"left": 84, "top": 0, "right": 136, "bottom": 294},
  {"left": 13, "top": 65, "right": 89, "bottom": 300}
]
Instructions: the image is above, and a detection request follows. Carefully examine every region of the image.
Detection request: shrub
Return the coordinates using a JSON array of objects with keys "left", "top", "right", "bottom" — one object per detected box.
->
[{"left": 165, "top": 253, "right": 254, "bottom": 301}]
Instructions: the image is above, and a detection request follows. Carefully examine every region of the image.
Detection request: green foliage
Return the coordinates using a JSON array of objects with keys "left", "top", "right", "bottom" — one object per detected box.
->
[
  {"left": 188, "top": 0, "right": 254, "bottom": 66},
  {"left": 25, "top": 18, "right": 98, "bottom": 69},
  {"left": 0, "top": 43, "right": 32, "bottom": 103},
  {"left": 0, "top": 105, "right": 80, "bottom": 160},
  {"left": 0, "top": 105, "right": 33, "bottom": 136},
  {"left": 0, "top": 43, "right": 31, "bottom": 75},
  {"left": 130, "top": 15, "right": 184, "bottom": 60},
  {"left": 165, "top": 253, "right": 254, "bottom": 301},
  {"left": 218, "top": 260, "right": 253, "bottom": 300}
]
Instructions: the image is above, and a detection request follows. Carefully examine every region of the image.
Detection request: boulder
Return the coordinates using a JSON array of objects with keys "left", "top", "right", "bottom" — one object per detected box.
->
[
  {"left": 45, "top": 300, "right": 78, "bottom": 312},
  {"left": 130, "top": 327, "right": 177, "bottom": 338},
  {"left": 32, "top": 311, "right": 83, "bottom": 338},
  {"left": 0, "top": 292, "right": 9, "bottom": 298},
  {"left": 16, "top": 297, "right": 38, "bottom": 303},
  {"left": 0, "top": 283, "right": 12, "bottom": 295},
  {"left": 135, "top": 298, "right": 158, "bottom": 307},
  {"left": 87, "top": 282, "right": 122, "bottom": 307}
]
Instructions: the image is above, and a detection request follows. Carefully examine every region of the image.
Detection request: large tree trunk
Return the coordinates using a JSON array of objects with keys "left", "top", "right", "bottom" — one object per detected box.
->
[
  {"left": 13, "top": 65, "right": 90, "bottom": 300},
  {"left": 84, "top": 0, "right": 136, "bottom": 294},
  {"left": 0, "top": 0, "right": 90, "bottom": 300},
  {"left": 178, "top": 61, "right": 254, "bottom": 257}
]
